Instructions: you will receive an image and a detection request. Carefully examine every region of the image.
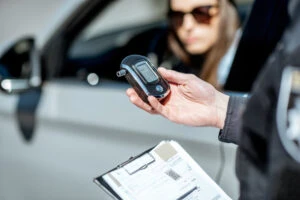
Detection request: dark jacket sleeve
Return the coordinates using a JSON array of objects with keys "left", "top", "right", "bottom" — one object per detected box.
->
[{"left": 218, "top": 96, "right": 248, "bottom": 145}]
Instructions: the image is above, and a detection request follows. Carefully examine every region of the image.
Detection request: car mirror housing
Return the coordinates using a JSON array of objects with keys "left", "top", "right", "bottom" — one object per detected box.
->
[{"left": 0, "top": 36, "right": 41, "bottom": 94}]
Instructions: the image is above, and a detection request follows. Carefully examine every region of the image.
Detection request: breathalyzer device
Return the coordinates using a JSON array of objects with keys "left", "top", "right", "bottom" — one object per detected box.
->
[{"left": 116, "top": 54, "right": 170, "bottom": 103}]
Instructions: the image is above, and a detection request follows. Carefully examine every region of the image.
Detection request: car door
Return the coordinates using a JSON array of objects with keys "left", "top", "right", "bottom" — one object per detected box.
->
[{"left": 0, "top": 0, "right": 239, "bottom": 199}]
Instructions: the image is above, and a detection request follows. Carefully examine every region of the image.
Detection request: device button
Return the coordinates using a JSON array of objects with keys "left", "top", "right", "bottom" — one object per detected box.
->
[{"left": 156, "top": 85, "right": 163, "bottom": 92}]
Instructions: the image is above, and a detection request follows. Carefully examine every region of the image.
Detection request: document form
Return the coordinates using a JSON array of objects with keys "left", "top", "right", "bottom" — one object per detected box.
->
[{"left": 94, "top": 140, "right": 232, "bottom": 200}]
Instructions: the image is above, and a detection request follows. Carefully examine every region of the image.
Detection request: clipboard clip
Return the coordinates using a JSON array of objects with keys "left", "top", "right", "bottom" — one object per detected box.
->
[
  {"left": 118, "top": 153, "right": 156, "bottom": 175},
  {"left": 117, "top": 156, "right": 135, "bottom": 168}
]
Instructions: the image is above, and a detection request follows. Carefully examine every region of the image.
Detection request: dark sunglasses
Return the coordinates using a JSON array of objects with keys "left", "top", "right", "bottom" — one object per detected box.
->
[{"left": 168, "top": 5, "right": 219, "bottom": 27}]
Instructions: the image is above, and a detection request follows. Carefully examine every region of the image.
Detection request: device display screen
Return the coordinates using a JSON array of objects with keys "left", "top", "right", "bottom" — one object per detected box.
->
[{"left": 135, "top": 61, "right": 158, "bottom": 83}]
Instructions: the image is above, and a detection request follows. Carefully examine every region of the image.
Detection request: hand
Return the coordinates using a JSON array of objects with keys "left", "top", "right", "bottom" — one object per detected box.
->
[{"left": 126, "top": 67, "right": 229, "bottom": 129}]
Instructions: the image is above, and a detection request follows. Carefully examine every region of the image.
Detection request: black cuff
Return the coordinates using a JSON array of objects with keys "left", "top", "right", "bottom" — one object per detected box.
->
[{"left": 218, "top": 96, "right": 247, "bottom": 145}]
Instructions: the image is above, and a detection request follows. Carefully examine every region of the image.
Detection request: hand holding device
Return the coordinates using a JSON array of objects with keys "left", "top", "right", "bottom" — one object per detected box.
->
[
  {"left": 117, "top": 54, "right": 170, "bottom": 103},
  {"left": 126, "top": 67, "right": 230, "bottom": 129}
]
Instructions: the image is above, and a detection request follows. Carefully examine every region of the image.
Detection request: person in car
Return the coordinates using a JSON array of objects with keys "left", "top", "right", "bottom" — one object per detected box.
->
[{"left": 121, "top": 0, "right": 240, "bottom": 89}]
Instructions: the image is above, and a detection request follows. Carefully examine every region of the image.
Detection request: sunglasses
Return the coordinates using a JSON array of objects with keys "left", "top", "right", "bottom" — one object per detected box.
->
[{"left": 168, "top": 5, "right": 219, "bottom": 27}]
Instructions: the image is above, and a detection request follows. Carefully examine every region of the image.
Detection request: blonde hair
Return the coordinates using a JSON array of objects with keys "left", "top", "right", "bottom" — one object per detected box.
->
[{"left": 168, "top": 0, "right": 240, "bottom": 89}]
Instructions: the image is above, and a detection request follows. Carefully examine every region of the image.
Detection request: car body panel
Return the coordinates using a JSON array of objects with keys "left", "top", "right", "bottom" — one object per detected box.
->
[{"left": 0, "top": 79, "right": 239, "bottom": 199}]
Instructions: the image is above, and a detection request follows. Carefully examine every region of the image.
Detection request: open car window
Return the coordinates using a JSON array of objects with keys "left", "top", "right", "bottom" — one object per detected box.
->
[
  {"left": 78, "top": 0, "right": 167, "bottom": 42},
  {"left": 65, "top": 0, "right": 168, "bottom": 84}
]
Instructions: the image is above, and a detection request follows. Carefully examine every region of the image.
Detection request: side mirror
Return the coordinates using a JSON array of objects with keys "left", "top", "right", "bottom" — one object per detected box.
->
[{"left": 0, "top": 37, "right": 41, "bottom": 94}]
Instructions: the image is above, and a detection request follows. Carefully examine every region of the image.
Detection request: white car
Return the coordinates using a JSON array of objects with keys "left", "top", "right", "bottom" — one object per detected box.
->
[{"left": 0, "top": 0, "right": 253, "bottom": 199}]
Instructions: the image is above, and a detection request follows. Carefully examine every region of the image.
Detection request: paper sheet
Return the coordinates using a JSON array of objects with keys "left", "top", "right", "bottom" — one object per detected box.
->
[{"left": 102, "top": 140, "right": 232, "bottom": 200}]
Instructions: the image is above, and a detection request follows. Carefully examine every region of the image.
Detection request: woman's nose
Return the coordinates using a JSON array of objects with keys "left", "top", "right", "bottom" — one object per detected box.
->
[{"left": 181, "top": 13, "right": 196, "bottom": 30}]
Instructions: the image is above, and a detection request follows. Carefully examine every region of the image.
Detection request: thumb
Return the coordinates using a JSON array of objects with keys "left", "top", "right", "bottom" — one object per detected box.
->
[{"left": 158, "top": 67, "right": 190, "bottom": 85}]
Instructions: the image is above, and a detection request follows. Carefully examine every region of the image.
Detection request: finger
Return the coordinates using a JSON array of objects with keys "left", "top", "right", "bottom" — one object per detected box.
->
[
  {"left": 158, "top": 67, "right": 191, "bottom": 85},
  {"left": 126, "top": 88, "right": 136, "bottom": 97},
  {"left": 129, "top": 95, "right": 154, "bottom": 112},
  {"left": 127, "top": 89, "right": 156, "bottom": 113},
  {"left": 148, "top": 96, "right": 169, "bottom": 117}
]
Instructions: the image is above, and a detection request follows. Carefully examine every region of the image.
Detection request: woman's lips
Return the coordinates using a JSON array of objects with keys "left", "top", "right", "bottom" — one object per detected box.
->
[{"left": 185, "top": 37, "right": 199, "bottom": 44}]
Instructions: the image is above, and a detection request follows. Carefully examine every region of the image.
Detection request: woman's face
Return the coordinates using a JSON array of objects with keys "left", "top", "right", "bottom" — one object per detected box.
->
[{"left": 170, "top": 0, "right": 220, "bottom": 55}]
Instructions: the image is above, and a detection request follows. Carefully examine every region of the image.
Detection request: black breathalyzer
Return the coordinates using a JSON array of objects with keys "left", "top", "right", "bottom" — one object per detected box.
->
[{"left": 116, "top": 55, "right": 170, "bottom": 103}]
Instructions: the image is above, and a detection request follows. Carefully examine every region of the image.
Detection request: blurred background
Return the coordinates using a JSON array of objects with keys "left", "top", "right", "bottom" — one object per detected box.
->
[
  {"left": 0, "top": 1, "right": 74, "bottom": 46},
  {"left": 0, "top": 0, "right": 253, "bottom": 200},
  {"left": 0, "top": 0, "right": 167, "bottom": 48}
]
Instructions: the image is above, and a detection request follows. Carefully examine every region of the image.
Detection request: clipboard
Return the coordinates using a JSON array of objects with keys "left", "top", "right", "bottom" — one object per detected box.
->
[
  {"left": 93, "top": 140, "right": 232, "bottom": 200},
  {"left": 93, "top": 145, "right": 156, "bottom": 200}
]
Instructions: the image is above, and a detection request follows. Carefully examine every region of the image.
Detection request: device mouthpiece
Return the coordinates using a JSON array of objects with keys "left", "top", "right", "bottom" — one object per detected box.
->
[{"left": 116, "top": 69, "right": 127, "bottom": 77}]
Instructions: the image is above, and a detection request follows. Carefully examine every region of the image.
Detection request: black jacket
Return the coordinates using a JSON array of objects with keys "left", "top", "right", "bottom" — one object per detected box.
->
[{"left": 220, "top": 0, "right": 300, "bottom": 199}]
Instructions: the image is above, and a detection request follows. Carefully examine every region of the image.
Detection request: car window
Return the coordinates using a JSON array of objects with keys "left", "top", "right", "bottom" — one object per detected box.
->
[
  {"left": 65, "top": 0, "right": 168, "bottom": 85},
  {"left": 79, "top": 0, "right": 167, "bottom": 42}
]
